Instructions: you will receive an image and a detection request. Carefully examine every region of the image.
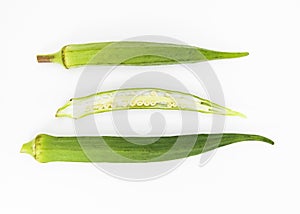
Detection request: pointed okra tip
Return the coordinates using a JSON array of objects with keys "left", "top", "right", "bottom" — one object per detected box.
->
[
  {"left": 237, "top": 52, "right": 249, "bottom": 57},
  {"left": 232, "top": 110, "right": 247, "bottom": 119},
  {"left": 221, "top": 51, "right": 249, "bottom": 59},
  {"left": 254, "top": 134, "right": 274, "bottom": 145},
  {"left": 199, "top": 48, "right": 249, "bottom": 60},
  {"left": 264, "top": 137, "right": 275, "bottom": 145},
  {"left": 209, "top": 102, "right": 247, "bottom": 118}
]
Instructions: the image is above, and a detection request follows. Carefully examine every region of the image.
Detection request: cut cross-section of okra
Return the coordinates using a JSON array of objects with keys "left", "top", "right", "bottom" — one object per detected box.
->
[{"left": 56, "top": 88, "right": 246, "bottom": 119}]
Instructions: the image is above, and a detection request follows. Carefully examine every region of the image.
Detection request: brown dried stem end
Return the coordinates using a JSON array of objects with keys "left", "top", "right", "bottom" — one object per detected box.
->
[{"left": 36, "top": 54, "right": 55, "bottom": 63}]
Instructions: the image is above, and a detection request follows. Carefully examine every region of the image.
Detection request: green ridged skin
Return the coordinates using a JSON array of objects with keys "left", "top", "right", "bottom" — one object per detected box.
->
[
  {"left": 56, "top": 88, "right": 246, "bottom": 119},
  {"left": 20, "top": 133, "right": 274, "bottom": 163},
  {"left": 37, "top": 41, "right": 249, "bottom": 68}
]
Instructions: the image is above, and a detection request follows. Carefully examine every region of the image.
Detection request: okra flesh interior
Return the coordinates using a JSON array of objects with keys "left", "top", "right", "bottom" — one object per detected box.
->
[
  {"left": 37, "top": 41, "right": 249, "bottom": 68},
  {"left": 20, "top": 133, "right": 274, "bottom": 163},
  {"left": 56, "top": 88, "right": 245, "bottom": 119}
]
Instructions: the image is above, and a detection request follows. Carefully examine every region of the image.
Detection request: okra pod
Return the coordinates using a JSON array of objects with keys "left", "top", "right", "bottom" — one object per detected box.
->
[
  {"left": 37, "top": 41, "right": 249, "bottom": 68},
  {"left": 20, "top": 133, "right": 274, "bottom": 163},
  {"left": 56, "top": 88, "right": 245, "bottom": 119}
]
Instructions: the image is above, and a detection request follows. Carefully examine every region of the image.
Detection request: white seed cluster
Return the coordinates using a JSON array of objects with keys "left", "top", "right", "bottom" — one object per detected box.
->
[
  {"left": 97, "top": 103, "right": 112, "bottom": 110},
  {"left": 129, "top": 91, "right": 177, "bottom": 108},
  {"left": 87, "top": 89, "right": 182, "bottom": 113},
  {"left": 92, "top": 94, "right": 114, "bottom": 111}
]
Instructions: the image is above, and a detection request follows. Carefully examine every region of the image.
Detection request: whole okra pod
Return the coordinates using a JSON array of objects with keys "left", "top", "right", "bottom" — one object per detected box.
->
[
  {"left": 37, "top": 41, "right": 249, "bottom": 68},
  {"left": 21, "top": 133, "right": 273, "bottom": 163}
]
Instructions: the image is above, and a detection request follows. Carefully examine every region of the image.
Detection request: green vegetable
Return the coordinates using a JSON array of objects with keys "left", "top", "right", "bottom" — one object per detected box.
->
[
  {"left": 37, "top": 41, "right": 249, "bottom": 68},
  {"left": 56, "top": 88, "right": 245, "bottom": 119},
  {"left": 20, "top": 133, "right": 273, "bottom": 163}
]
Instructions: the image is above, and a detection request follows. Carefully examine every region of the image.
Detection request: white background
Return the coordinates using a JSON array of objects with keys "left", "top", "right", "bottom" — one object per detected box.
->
[{"left": 1, "top": 0, "right": 299, "bottom": 213}]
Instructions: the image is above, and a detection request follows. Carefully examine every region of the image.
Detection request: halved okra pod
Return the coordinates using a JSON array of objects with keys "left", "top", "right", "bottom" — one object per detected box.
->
[
  {"left": 20, "top": 133, "right": 274, "bottom": 163},
  {"left": 56, "top": 88, "right": 245, "bottom": 119},
  {"left": 37, "top": 41, "right": 249, "bottom": 68}
]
